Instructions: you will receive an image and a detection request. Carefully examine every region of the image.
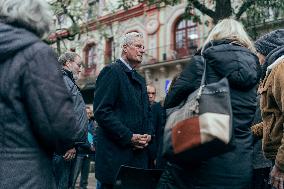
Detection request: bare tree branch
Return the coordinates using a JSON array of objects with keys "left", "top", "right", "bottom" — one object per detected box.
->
[
  {"left": 235, "top": 0, "right": 255, "bottom": 19},
  {"left": 59, "top": 0, "right": 76, "bottom": 25},
  {"left": 189, "top": 0, "right": 216, "bottom": 19}
]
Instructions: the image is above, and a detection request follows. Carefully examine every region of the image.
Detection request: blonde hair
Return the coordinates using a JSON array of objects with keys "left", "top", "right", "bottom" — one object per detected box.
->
[{"left": 202, "top": 18, "right": 255, "bottom": 53}]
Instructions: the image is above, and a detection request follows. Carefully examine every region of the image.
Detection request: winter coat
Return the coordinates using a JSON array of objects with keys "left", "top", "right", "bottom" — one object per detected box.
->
[
  {"left": 93, "top": 59, "right": 153, "bottom": 184},
  {"left": 148, "top": 101, "right": 167, "bottom": 169},
  {"left": 162, "top": 40, "right": 260, "bottom": 189},
  {"left": 61, "top": 69, "right": 88, "bottom": 155},
  {"left": 251, "top": 46, "right": 284, "bottom": 171},
  {"left": 251, "top": 94, "right": 272, "bottom": 169},
  {"left": 0, "top": 23, "right": 86, "bottom": 189}
]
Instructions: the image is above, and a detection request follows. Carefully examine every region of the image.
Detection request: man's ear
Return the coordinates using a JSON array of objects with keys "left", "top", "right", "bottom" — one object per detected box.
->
[{"left": 123, "top": 45, "right": 128, "bottom": 52}]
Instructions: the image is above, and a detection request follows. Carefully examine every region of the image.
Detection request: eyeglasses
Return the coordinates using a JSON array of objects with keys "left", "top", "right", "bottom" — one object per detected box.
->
[
  {"left": 131, "top": 44, "right": 145, "bottom": 50},
  {"left": 147, "top": 92, "right": 156, "bottom": 95},
  {"left": 76, "top": 61, "right": 83, "bottom": 68},
  {"left": 67, "top": 60, "right": 82, "bottom": 68},
  {"left": 77, "top": 63, "right": 82, "bottom": 68}
]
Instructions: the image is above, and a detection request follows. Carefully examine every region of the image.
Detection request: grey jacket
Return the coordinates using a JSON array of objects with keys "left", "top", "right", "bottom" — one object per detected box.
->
[
  {"left": 0, "top": 23, "right": 86, "bottom": 189},
  {"left": 61, "top": 68, "right": 88, "bottom": 152}
]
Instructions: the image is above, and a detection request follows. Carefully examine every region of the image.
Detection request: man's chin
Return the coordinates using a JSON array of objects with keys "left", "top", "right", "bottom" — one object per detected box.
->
[{"left": 136, "top": 59, "right": 143, "bottom": 64}]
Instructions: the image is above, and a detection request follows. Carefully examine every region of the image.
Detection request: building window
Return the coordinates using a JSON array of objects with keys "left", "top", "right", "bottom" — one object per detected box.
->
[
  {"left": 88, "top": 46, "right": 96, "bottom": 67},
  {"left": 82, "top": 41, "right": 97, "bottom": 77},
  {"left": 87, "top": 0, "right": 99, "bottom": 19},
  {"left": 83, "top": 42, "right": 96, "bottom": 68},
  {"left": 104, "top": 37, "right": 114, "bottom": 65},
  {"left": 174, "top": 19, "right": 198, "bottom": 57}
]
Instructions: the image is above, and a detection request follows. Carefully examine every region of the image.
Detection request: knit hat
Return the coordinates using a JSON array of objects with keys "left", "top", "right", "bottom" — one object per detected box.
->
[{"left": 255, "top": 29, "right": 284, "bottom": 56}]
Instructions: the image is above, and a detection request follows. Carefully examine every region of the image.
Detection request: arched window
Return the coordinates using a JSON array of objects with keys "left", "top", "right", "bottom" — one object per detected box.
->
[
  {"left": 174, "top": 19, "right": 198, "bottom": 57},
  {"left": 83, "top": 42, "right": 96, "bottom": 68},
  {"left": 82, "top": 41, "right": 97, "bottom": 76}
]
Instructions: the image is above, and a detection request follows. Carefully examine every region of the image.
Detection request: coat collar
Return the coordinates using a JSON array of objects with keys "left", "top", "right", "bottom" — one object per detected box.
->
[
  {"left": 266, "top": 55, "right": 284, "bottom": 75},
  {"left": 62, "top": 68, "right": 81, "bottom": 91},
  {"left": 116, "top": 59, "right": 132, "bottom": 73},
  {"left": 116, "top": 59, "right": 144, "bottom": 86}
]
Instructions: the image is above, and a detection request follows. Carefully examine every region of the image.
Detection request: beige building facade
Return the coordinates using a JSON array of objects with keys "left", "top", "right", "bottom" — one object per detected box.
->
[{"left": 48, "top": 0, "right": 284, "bottom": 103}]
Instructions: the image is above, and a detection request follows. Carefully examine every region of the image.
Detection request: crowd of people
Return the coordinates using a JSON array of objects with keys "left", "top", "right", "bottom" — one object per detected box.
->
[{"left": 1, "top": 0, "right": 284, "bottom": 189}]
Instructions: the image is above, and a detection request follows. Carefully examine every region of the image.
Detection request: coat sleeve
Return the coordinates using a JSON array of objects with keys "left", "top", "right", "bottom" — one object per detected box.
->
[
  {"left": 93, "top": 66, "right": 133, "bottom": 147},
  {"left": 22, "top": 44, "right": 86, "bottom": 153},
  {"left": 272, "top": 62, "right": 284, "bottom": 171},
  {"left": 251, "top": 122, "right": 264, "bottom": 138},
  {"left": 164, "top": 55, "right": 203, "bottom": 109},
  {"left": 62, "top": 75, "right": 88, "bottom": 132}
]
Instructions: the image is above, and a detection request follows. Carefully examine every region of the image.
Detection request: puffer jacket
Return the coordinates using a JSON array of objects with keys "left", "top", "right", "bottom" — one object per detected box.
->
[
  {"left": 0, "top": 23, "right": 86, "bottom": 189},
  {"left": 163, "top": 39, "right": 260, "bottom": 189}
]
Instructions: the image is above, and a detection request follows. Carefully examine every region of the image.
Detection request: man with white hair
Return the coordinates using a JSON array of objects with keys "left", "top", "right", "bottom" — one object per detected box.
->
[
  {"left": 0, "top": 0, "right": 86, "bottom": 188},
  {"left": 93, "top": 32, "right": 153, "bottom": 189}
]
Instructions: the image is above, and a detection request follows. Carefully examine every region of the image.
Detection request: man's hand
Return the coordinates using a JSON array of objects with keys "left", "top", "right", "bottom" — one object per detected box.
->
[
  {"left": 143, "top": 134, "right": 151, "bottom": 143},
  {"left": 131, "top": 134, "right": 144, "bottom": 149},
  {"left": 63, "top": 148, "right": 76, "bottom": 161},
  {"left": 131, "top": 134, "right": 151, "bottom": 149},
  {"left": 270, "top": 165, "right": 284, "bottom": 189},
  {"left": 90, "top": 145, "right": 96, "bottom": 152}
]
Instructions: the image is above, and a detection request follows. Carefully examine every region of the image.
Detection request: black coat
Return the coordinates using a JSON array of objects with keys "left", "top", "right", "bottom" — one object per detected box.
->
[
  {"left": 93, "top": 59, "right": 153, "bottom": 184},
  {"left": 148, "top": 102, "right": 167, "bottom": 169},
  {"left": 0, "top": 23, "right": 86, "bottom": 188},
  {"left": 163, "top": 40, "right": 260, "bottom": 188}
]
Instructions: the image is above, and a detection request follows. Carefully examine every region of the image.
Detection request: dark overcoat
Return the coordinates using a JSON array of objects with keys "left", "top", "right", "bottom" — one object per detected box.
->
[
  {"left": 160, "top": 40, "right": 260, "bottom": 189},
  {"left": 0, "top": 23, "right": 86, "bottom": 188},
  {"left": 93, "top": 59, "right": 153, "bottom": 184}
]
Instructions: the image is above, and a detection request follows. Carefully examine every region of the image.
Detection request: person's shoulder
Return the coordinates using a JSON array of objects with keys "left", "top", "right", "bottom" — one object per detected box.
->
[
  {"left": 96, "top": 60, "right": 123, "bottom": 82},
  {"left": 23, "top": 41, "right": 56, "bottom": 62},
  {"left": 272, "top": 57, "right": 284, "bottom": 75},
  {"left": 151, "top": 101, "right": 162, "bottom": 109},
  {"left": 103, "top": 60, "right": 122, "bottom": 71}
]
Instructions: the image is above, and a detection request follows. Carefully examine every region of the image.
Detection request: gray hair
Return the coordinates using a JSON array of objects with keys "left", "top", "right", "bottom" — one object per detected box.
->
[
  {"left": 0, "top": 0, "right": 53, "bottom": 38},
  {"left": 58, "top": 52, "right": 79, "bottom": 66},
  {"left": 121, "top": 32, "right": 143, "bottom": 48}
]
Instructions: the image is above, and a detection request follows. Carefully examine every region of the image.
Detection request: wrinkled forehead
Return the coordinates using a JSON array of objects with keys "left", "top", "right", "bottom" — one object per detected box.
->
[
  {"left": 86, "top": 108, "right": 92, "bottom": 113},
  {"left": 147, "top": 86, "right": 156, "bottom": 92}
]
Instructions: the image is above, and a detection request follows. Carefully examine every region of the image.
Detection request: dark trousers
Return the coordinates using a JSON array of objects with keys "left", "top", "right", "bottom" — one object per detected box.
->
[
  {"left": 52, "top": 154, "right": 73, "bottom": 189},
  {"left": 252, "top": 167, "right": 271, "bottom": 189},
  {"left": 101, "top": 183, "right": 114, "bottom": 189},
  {"left": 70, "top": 155, "right": 92, "bottom": 189},
  {"left": 156, "top": 163, "right": 193, "bottom": 189}
]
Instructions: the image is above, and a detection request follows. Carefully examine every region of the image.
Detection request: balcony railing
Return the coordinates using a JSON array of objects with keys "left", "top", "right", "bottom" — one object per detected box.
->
[{"left": 142, "top": 39, "right": 203, "bottom": 65}]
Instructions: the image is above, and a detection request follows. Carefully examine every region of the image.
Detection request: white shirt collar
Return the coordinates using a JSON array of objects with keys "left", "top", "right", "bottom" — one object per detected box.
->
[{"left": 120, "top": 58, "right": 133, "bottom": 71}]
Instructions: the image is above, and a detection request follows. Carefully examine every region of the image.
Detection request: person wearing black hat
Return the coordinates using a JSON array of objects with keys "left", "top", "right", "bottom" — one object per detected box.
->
[{"left": 251, "top": 29, "right": 284, "bottom": 189}]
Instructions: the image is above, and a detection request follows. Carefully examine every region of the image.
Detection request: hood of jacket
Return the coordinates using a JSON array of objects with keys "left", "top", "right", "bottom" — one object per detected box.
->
[
  {"left": 261, "top": 46, "right": 284, "bottom": 79},
  {"left": 202, "top": 39, "right": 261, "bottom": 90},
  {"left": 0, "top": 22, "right": 39, "bottom": 62}
]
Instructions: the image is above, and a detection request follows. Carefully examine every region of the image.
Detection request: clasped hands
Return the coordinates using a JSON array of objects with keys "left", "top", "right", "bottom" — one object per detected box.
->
[{"left": 131, "top": 134, "right": 151, "bottom": 149}]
